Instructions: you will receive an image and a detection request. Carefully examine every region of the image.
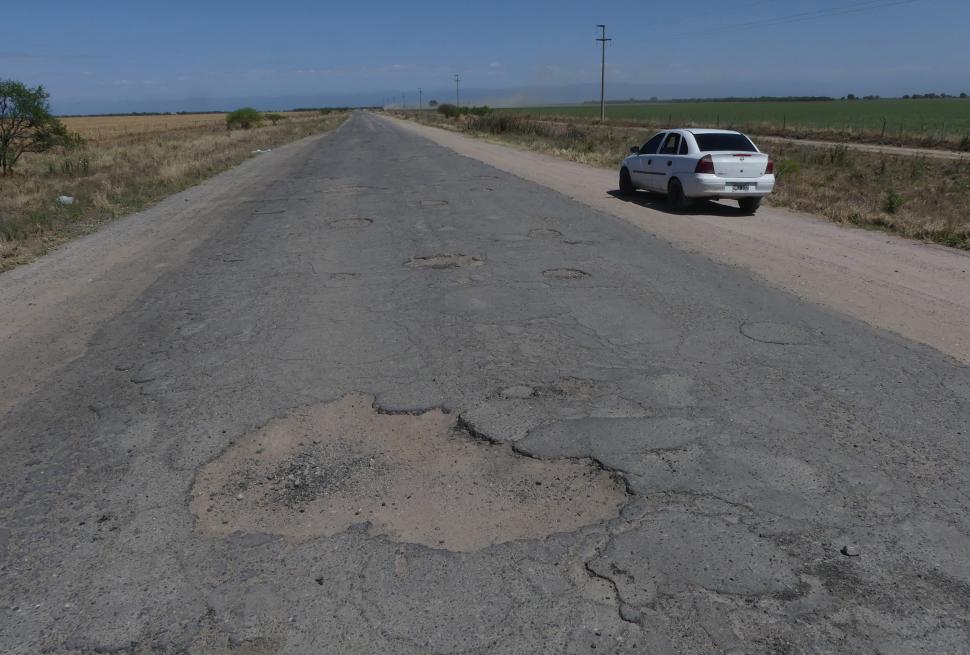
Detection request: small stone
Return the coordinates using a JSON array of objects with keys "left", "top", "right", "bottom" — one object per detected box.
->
[
  {"left": 841, "top": 544, "right": 861, "bottom": 557},
  {"left": 235, "top": 494, "right": 244, "bottom": 501}
]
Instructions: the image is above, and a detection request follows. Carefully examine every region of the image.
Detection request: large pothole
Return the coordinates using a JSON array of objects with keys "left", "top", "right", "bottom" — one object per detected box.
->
[{"left": 190, "top": 394, "right": 627, "bottom": 551}]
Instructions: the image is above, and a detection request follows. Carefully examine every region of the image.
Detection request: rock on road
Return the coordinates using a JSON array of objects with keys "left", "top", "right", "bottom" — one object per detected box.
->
[{"left": 1, "top": 111, "right": 969, "bottom": 654}]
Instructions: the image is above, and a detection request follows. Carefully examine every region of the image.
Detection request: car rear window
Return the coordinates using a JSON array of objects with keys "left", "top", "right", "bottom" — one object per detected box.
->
[{"left": 693, "top": 133, "right": 757, "bottom": 152}]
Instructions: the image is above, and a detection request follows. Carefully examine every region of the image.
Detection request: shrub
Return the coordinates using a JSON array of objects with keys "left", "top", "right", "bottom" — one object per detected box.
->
[
  {"left": 226, "top": 107, "right": 264, "bottom": 130},
  {"left": 884, "top": 187, "right": 905, "bottom": 213},
  {"left": 264, "top": 113, "right": 285, "bottom": 125},
  {"left": 468, "top": 113, "right": 525, "bottom": 134},
  {"left": 437, "top": 103, "right": 460, "bottom": 118},
  {"left": 776, "top": 159, "right": 801, "bottom": 179}
]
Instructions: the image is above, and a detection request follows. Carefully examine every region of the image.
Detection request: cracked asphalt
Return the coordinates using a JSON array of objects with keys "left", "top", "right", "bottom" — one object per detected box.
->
[{"left": 2, "top": 111, "right": 970, "bottom": 654}]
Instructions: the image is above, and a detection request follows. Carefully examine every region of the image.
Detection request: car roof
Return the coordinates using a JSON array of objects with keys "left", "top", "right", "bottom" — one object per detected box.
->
[{"left": 683, "top": 128, "right": 743, "bottom": 135}]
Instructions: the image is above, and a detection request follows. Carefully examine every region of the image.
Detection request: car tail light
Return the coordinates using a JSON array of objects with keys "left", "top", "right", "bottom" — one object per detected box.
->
[
  {"left": 695, "top": 155, "right": 715, "bottom": 174},
  {"left": 765, "top": 158, "right": 775, "bottom": 174}
]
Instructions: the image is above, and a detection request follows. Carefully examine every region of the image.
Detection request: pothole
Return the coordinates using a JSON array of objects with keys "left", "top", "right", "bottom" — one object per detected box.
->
[
  {"left": 253, "top": 208, "right": 286, "bottom": 215},
  {"left": 543, "top": 268, "right": 589, "bottom": 280},
  {"left": 190, "top": 393, "right": 627, "bottom": 551},
  {"left": 529, "top": 228, "right": 563, "bottom": 239},
  {"left": 328, "top": 217, "right": 373, "bottom": 228},
  {"left": 420, "top": 200, "right": 449, "bottom": 207},
  {"left": 740, "top": 321, "right": 810, "bottom": 345},
  {"left": 407, "top": 254, "right": 484, "bottom": 270}
]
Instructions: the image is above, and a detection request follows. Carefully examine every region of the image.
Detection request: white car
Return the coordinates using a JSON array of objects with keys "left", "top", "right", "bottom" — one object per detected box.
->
[{"left": 618, "top": 129, "right": 775, "bottom": 214}]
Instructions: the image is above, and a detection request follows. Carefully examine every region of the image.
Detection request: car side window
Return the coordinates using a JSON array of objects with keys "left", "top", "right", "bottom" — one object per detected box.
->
[
  {"left": 659, "top": 133, "right": 680, "bottom": 155},
  {"left": 678, "top": 138, "right": 689, "bottom": 155},
  {"left": 639, "top": 133, "right": 665, "bottom": 155}
]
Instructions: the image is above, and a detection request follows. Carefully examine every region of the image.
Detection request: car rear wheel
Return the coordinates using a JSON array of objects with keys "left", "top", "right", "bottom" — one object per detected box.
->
[
  {"left": 667, "top": 179, "right": 689, "bottom": 212},
  {"left": 619, "top": 168, "right": 634, "bottom": 195},
  {"left": 738, "top": 197, "right": 762, "bottom": 214}
]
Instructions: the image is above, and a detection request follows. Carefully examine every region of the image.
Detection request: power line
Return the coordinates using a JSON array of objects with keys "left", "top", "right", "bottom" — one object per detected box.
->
[{"left": 596, "top": 25, "right": 612, "bottom": 122}]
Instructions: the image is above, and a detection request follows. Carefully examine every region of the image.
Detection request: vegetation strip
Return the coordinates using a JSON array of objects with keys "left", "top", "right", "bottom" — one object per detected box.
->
[
  {"left": 505, "top": 98, "right": 970, "bottom": 151},
  {"left": 0, "top": 100, "right": 347, "bottom": 271},
  {"left": 396, "top": 109, "right": 970, "bottom": 250}
]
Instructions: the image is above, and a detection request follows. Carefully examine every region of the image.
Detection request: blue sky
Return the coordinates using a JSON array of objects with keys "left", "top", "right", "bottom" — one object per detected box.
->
[{"left": 3, "top": 0, "right": 968, "bottom": 113}]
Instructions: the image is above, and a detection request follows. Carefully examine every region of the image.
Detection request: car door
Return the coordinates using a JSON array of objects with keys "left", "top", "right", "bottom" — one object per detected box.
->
[
  {"left": 655, "top": 131, "right": 682, "bottom": 191},
  {"left": 632, "top": 132, "right": 665, "bottom": 189}
]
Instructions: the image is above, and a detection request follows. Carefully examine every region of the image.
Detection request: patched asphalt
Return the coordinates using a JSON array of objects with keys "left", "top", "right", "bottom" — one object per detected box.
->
[{"left": 1, "top": 111, "right": 969, "bottom": 653}]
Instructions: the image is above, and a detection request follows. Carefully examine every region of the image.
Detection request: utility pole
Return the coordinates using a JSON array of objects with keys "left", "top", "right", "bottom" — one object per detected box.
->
[
  {"left": 419, "top": 88, "right": 423, "bottom": 109},
  {"left": 454, "top": 74, "right": 461, "bottom": 110},
  {"left": 596, "top": 24, "right": 612, "bottom": 123},
  {"left": 402, "top": 93, "right": 406, "bottom": 109}
]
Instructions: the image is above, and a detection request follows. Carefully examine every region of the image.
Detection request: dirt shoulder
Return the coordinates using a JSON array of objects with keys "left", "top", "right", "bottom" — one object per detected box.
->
[{"left": 382, "top": 113, "right": 970, "bottom": 365}]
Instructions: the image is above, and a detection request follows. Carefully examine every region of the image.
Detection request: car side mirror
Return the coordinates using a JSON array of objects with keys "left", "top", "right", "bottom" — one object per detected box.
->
[{"left": 630, "top": 146, "right": 639, "bottom": 154}]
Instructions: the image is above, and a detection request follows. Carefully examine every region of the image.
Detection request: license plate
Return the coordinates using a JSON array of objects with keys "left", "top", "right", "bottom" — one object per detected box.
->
[{"left": 731, "top": 184, "right": 751, "bottom": 191}]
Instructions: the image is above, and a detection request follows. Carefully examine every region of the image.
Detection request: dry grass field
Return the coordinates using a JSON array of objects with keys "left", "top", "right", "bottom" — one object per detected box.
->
[
  {"left": 399, "top": 111, "right": 970, "bottom": 250},
  {"left": 61, "top": 113, "right": 234, "bottom": 140},
  {"left": 0, "top": 111, "right": 345, "bottom": 270}
]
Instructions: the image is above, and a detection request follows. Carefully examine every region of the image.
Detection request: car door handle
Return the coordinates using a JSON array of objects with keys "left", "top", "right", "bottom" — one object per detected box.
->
[
  {"left": 647, "top": 160, "right": 652, "bottom": 165},
  {"left": 667, "top": 161, "right": 672, "bottom": 166}
]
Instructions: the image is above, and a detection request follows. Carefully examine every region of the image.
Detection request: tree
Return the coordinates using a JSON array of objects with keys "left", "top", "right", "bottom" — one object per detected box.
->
[
  {"left": 264, "top": 112, "right": 285, "bottom": 125},
  {"left": 0, "top": 79, "right": 72, "bottom": 175},
  {"left": 961, "top": 92, "right": 968, "bottom": 99},
  {"left": 428, "top": 100, "right": 438, "bottom": 108},
  {"left": 226, "top": 107, "right": 264, "bottom": 130}
]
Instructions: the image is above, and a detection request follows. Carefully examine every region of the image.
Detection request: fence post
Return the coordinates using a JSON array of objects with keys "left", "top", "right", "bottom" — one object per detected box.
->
[{"left": 881, "top": 117, "right": 887, "bottom": 138}]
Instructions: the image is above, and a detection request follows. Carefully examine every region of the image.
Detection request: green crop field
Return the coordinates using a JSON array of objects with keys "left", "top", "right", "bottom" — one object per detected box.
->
[{"left": 507, "top": 99, "right": 970, "bottom": 138}]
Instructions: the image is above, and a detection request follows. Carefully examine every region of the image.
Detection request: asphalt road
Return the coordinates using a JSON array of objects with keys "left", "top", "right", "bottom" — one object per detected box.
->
[{"left": 2, "top": 111, "right": 969, "bottom": 654}]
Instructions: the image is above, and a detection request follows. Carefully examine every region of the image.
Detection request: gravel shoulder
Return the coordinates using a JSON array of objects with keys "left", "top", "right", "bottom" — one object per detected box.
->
[{"left": 384, "top": 113, "right": 970, "bottom": 364}]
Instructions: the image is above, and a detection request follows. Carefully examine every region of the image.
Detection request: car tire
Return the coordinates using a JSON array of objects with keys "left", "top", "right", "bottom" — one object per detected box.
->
[
  {"left": 738, "top": 197, "right": 762, "bottom": 214},
  {"left": 667, "top": 178, "right": 689, "bottom": 212},
  {"left": 619, "top": 168, "right": 634, "bottom": 195}
]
